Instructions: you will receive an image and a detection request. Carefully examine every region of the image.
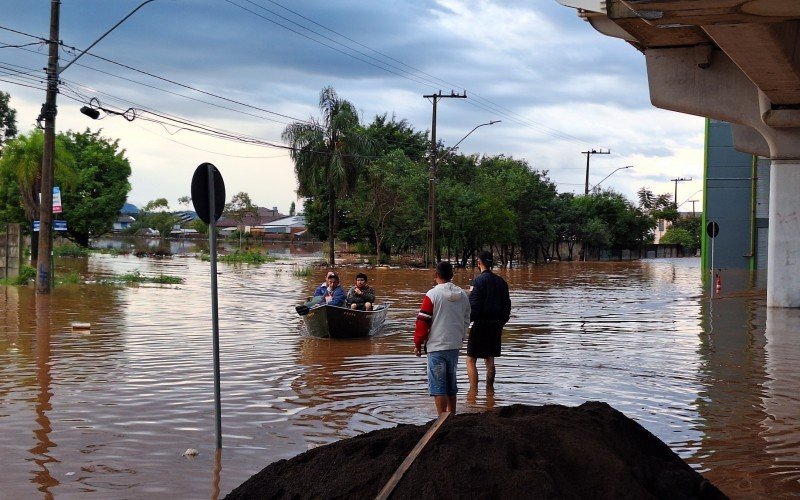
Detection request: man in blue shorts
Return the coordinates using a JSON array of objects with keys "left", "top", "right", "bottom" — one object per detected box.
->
[{"left": 414, "top": 261, "right": 471, "bottom": 415}]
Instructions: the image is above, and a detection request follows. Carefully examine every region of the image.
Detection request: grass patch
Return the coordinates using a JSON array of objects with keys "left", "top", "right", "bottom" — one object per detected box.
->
[
  {"left": 0, "top": 265, "right": 36, "bottom": 285},
  {"left": 293, "top": 264, "right": 314, "bottom": 277},
  {"left": 217, "top": 249, "right": 276, "bottom": 264},
  {"left": 114, "top": 270, "right": 183, "bottom": 285},
  {"left": 54, "top": 243, "right": 89, "bottom": 257},
  {"left": 57, "top": 271, "right": 81, "bottom": 284}
]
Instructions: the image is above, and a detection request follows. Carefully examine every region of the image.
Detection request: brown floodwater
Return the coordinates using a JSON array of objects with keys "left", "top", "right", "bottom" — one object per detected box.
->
[{"left": 1, "top": 242, "right": 799, "bottom": 498}]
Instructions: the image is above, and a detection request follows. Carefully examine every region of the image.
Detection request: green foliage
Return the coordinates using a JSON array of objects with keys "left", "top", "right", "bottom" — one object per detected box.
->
[
  {"left": 132, "top": 198, "right": 180, "bottom": 237},
  {"left": 672, "top": 215, "right": 701, "bottom": 243},
  {"left": 225, "top": 192, "right": 259, "bottom": 247},
  {"left": 59, "top": 129, "right": 132, "bottom": 247},
  {"left": 660, "top": 227, "right": 695, "bottom": 251},
  {"left": 115, "top": 270, "right": 183, "bottom": 284},
  {"left": 54, "top": 242, "right": 89, "bottom": 257},
  {"left": 217, "top": 249, "right": 276, "bottom": 264},
  {"left": 282, "top": 86, "right": 372, "bottom": 264},
  {"left": 292, "top": 264, "right": 314, "bottom": 277},
  {"left": 7, "top": 265, "right": 36, "bottom": 285},
  {"left": 352, "top": 241, "right": 373, "bottom": 255},
  {"left": 189, "top": 218, "right": 209, "bottom": 235},
  {"left": 0, "top": 91, "right": 18, "bottom": 149},
  {"left": 57, "top": 271, "right": 81, "bottom": 284},
  {"left": 0, "top": 129, "right": 75, "bottom": 223}
]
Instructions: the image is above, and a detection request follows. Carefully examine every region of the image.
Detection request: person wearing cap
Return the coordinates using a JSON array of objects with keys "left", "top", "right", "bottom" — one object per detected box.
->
[
  {"left": 414, "top": 261, "right": 471, "bottom": 415},
  {"left": 311, "top": 272, "right": 346, "bottom": 307},
  {"left": 313, "top": 271, "right": 337, "bottom": 296},
  {"left": 466, "top": 250, "right": 511, "bottom": 393}
]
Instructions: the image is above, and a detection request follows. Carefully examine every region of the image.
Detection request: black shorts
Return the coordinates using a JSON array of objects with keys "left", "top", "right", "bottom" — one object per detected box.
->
[{"left": 467, "top": 321, "right": 503, "bottom": 358}]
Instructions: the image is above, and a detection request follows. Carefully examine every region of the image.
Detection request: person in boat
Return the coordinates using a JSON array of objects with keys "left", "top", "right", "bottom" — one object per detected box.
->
[
  {"left": 413, "top": 261, "right": 471, "bottom": 415},
  {"left": 346, "top": 273, "right": 376, "bottom": 310},
  {"left": 311, "top": 272, "right": 346, "bottom": 307},
  {"left": 313, "top": 271, "right": 336, "bottom": 296},
  {"left": 466, "top": 250, "right": 511, "bottom": 394}
]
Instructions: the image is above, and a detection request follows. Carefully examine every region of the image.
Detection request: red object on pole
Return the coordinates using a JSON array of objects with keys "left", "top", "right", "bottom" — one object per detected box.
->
[{"left": 715, "top": 274, "right": 722, "bottom": 292}]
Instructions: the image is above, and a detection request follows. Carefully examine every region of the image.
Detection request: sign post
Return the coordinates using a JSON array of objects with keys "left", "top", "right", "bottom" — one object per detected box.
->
[
  {"left": 191, "top": 162, "right": 225, "bottom": 449},
  {"left": 706, "top": 221, "right": 719, "bottom": 297}
]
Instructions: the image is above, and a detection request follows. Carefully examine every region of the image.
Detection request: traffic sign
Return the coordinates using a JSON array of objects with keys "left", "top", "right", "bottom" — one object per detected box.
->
[
  {"left": 33, "top": 220, "right": 68, "bottom": 231},
  {"left": 706, "top": 221, "right": 719, "bottom": 238},
  {"left": 191, "top": 163, "right": 225, "bottom": 224}
]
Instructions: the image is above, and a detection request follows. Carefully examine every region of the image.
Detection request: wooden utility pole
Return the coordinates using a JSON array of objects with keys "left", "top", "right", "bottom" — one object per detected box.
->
[
  {"left": 36, "top": 0, "right": 60, "bottom": 293},
  {"left": 582, "top": 149, "right": 610, "bottom": 195},
  {"left": 423, "top": 90, "right": 466, "bottom": 267}
]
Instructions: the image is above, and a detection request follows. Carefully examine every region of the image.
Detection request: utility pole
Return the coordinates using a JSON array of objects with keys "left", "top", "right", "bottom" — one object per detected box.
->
[
  {"left": 423, "top": 90, "right": 466, "bottom": 267},
  {"left": 689, "top": 199, "right": 698, "bottom": 217},
  {"left": 582, "top": 149, "right": 610, "bottom": 195},
  {"left": 36, "top": 0, "right": 60, "bottom": 294},
  {"left": 670, "top": 177, "right": 692, "bottom": 207},
  {"left": 35, "top": 0, "right": 154, "bottom": 294}
]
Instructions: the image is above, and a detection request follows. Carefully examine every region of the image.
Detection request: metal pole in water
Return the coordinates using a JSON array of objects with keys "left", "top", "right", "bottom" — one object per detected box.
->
[{"left": 208, "top": 164, "right": 222, "bottom": 449}]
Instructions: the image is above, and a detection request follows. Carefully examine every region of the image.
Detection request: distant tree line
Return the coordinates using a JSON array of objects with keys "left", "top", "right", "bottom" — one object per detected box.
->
[{"left": 285, "top": 87, "right": 700, "bottom": 266}]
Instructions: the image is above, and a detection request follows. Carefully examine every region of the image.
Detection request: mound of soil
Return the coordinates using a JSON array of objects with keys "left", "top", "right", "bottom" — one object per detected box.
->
[{"left": 225, "top": 402, "right": 726, "bottom": 500}]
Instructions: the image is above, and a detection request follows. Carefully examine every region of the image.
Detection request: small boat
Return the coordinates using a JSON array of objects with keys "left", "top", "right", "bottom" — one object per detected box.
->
[{"left": 296, "top": 303, "right": 389, "bottom": 338}]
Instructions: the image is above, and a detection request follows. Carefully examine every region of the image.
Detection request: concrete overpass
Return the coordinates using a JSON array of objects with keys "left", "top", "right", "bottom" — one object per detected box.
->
[{"left": 557, "top": 0, "right": 800, "bottom": 308}]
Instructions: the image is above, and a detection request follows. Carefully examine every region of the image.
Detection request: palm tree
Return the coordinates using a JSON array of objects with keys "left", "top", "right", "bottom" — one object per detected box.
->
[
  {"left": 0, "top": 129, "right": 74, "bottom": 261},
  {"left": 282, "top": 87, "right": 371, "bottom": 265}
]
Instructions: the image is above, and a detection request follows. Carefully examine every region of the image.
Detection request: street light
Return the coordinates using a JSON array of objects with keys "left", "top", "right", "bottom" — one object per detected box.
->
[
  {"left": 428, "top": 119, "right": 500, "bottom": 266},
  {"left": 445, "top": 120, "right": 501, "bottom": 155},
  {"left": 592, "top": 165, "right": 633, "bottom": 191},
  {"left": 36, "top": 0, "right": 155, "bottom": 294}
]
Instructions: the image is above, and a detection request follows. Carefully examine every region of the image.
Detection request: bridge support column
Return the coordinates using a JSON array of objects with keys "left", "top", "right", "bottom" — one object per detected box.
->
[
  {"left": 767, "top": 161, "right": 800, "bottom": 307},
  {"left": 645, "top": 46, "right": 800, "bottom": 307}
]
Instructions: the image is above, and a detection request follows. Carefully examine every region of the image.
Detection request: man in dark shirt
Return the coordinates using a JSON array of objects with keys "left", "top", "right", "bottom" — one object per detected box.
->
[{"left": 466, "top": 250, "right": 511, "bottom": 393}]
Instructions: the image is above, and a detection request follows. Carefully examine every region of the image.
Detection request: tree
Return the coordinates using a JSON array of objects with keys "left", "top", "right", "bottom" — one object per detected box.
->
[
  {"left": 0, "top": 129, "right": 75, "bottom": 261},
  {"left": 669, "top": 215, "right": 701, "bottom": 253},
  {"left": 289, "top": 201, "right": 296, "bottom": 216},
  {"left": 660, "top": 227, "right": 695, "bottom": 253},
  {"left": 134, "top": 198, "right": 180, "bottom": 237},
  {"left": 224, "top": 191, "right": 259, "bottom": 247},
  {"left": 0, "top": 91, "right": 18, "bottom": 152},
  {"left": 360, "top": 149, "right": 421, "bottom": 264},
  {"left": 282, "top": 86, "right": 371, "bottom": 265},
  {"left": 60, "top": 129, "right": 132, "bottom": 247}
]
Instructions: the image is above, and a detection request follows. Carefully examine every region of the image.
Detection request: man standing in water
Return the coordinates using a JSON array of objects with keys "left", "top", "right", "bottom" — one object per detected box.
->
[
  {"left": 414, "top": 261, "right": 471, "bottom": 415},
  {"left": 466, "top": 251, "right": 511, "bottom": 394}
]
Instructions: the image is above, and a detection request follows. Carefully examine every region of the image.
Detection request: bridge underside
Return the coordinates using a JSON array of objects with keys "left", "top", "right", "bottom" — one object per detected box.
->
[{"left": 566, "top": 0, "right": 800, "bottom": 307}]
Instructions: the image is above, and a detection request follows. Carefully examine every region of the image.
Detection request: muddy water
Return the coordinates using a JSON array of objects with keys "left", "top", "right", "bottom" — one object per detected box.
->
[{"left": 1, "top": 249, "right": 799, "bottom": 498}]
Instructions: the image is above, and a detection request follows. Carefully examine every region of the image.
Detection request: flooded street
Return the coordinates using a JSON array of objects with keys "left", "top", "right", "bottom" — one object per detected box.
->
[{"left": 1, "top": 246, "right": 799, "bottom": 498}]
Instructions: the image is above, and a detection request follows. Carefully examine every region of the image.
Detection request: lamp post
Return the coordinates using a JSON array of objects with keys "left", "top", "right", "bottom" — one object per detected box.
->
[
  {"left": 36, "top": 0, "right": 155, "bottom": 294},
  {"left": 444, "top": 120, "right": 501, "bottom": 156},
  {"left": 593, "top": 165, "right": 633, "bottom": 191},
  {"left": 428, "top": 119, "right": 499, "bottom": 266}
]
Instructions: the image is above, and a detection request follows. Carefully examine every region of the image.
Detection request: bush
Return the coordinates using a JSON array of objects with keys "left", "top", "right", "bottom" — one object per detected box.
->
[
  {"left": 11, "top": 265, "right": 36, "bottom": 285},
  {"left": 218, "top": 250, "right": 276, "bottom": 264},
  {"left": 660, "top": 227, "right": 696, "bottom": 252},
  {"left": 54, "top": 243, "right": 89, "bottom": 257}
]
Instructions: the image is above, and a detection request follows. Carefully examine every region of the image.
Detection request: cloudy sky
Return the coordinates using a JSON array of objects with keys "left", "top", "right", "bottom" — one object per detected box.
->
[{"left": 1, "top": 0, "right": 705, "bottom": 213}]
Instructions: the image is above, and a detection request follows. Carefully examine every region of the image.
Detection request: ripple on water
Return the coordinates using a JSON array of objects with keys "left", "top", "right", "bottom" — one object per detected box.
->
[{"left": 2, "top": 255, "right": 798, "bottom": 498}]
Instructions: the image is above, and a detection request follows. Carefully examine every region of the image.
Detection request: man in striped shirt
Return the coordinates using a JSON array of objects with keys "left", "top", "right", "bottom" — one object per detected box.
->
[{"left": 414, "top": 261, "right": 471, "bottom": 415}]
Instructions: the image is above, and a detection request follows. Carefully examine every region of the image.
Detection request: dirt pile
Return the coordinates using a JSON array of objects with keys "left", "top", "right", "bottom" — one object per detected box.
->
[{"left": 225, "top": 402, "right": 726, "bottom": 500}]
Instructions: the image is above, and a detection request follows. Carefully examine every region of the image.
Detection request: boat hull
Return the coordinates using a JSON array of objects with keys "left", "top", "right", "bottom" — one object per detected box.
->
[{"left": 302, "top": 304, "right": 388, "bottom": 338}]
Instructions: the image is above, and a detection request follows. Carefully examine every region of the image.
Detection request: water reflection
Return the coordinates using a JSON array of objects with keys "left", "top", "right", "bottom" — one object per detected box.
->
[
  {"left": 1, "top": 253, "right": 799, "bottom": 498},
  {"left": 33, "top": 295, "right": 57, "bottom": 499}
]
